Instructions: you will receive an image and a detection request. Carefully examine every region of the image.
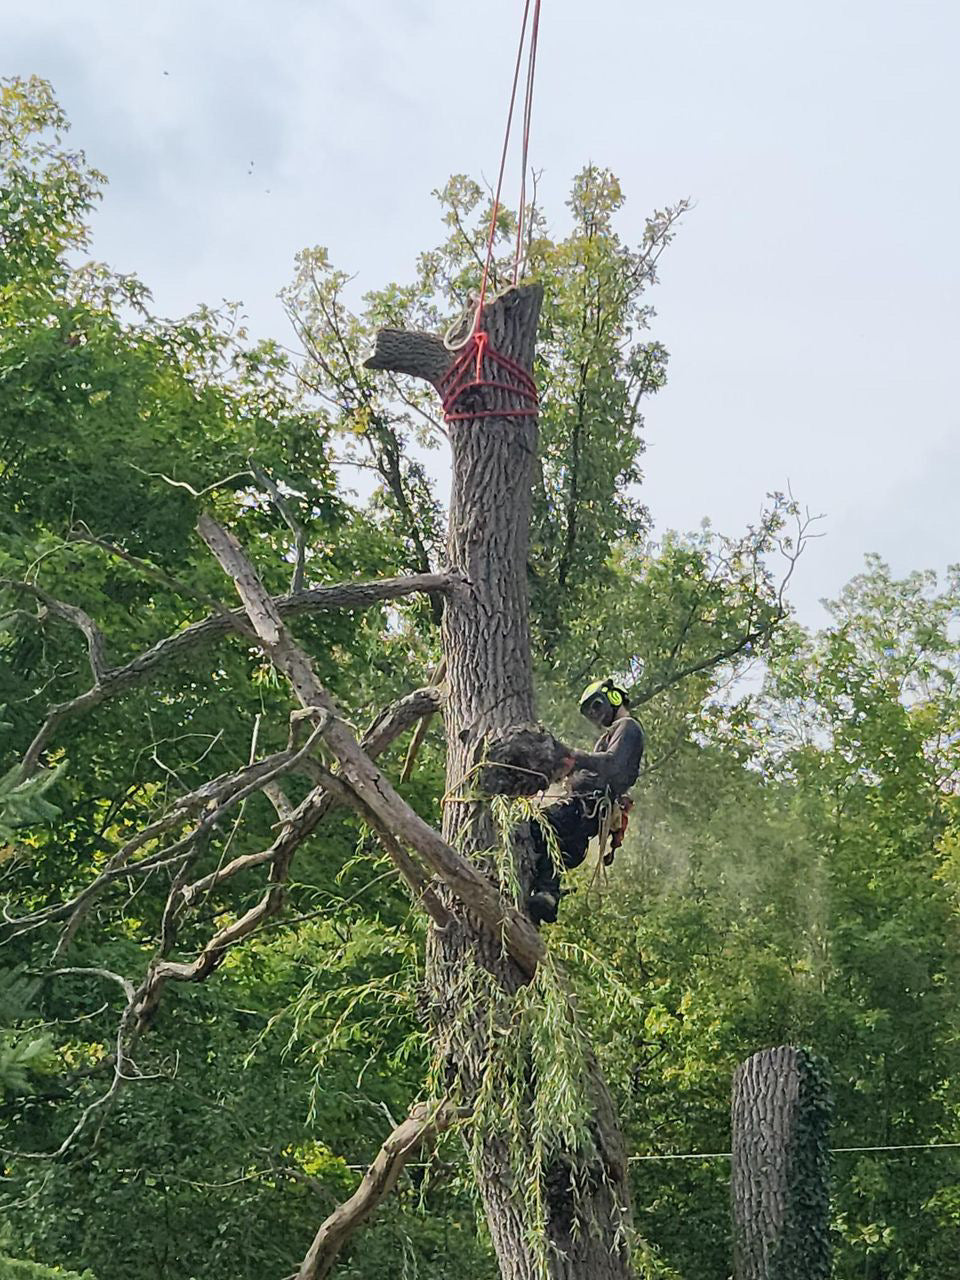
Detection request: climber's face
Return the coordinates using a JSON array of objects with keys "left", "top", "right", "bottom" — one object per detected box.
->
[{"left": 581, "top": 693, "right": 615, "bottom": 729}]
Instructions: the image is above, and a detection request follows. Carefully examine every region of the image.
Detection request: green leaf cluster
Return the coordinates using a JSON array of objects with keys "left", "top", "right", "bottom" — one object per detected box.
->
[{"left": 0, "top": 1258, "right": 95, "bottom": 1280}]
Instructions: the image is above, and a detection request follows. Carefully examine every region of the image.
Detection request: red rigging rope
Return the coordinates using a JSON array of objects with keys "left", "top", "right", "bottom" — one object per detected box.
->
[
  {"left": 442, "top": 0, "right": 542, "bottom": 425},
  {"left": 438, "top": 330, "right": 538, "bottom": 421}
]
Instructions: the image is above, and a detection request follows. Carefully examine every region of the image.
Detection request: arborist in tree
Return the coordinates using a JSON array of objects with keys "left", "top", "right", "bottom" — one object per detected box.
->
[{"left": 527, "top": 678, "right": 645, "bottom": 925}]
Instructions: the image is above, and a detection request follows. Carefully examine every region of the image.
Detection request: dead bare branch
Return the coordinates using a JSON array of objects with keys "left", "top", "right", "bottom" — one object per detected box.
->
[
  {"left": 117, "top": 684, "right": 446, "bottom": 1030},
  {"left": 634, "top": 501, "right": 822, "bottom": 707},
  {"left": 2, "top": 580, "right": 109, "bottom": 683},
  {"left": 250, "top": 466, "right": 308, "bottom": 593},
  {"left": 295, "top": 1101, "right": 466, "bottom": 1280},
  {"left": 180, "top": 685, "right": 443, "bottom": 906},
  {"left": 302, "top": 761, "right": 450, "bottom": 929},
  {"left": 17, "top": 571, "right": 456, "bottom": 781},
  {"left": 400, "top": 658, "right": 445, "bottom": 783},
  {"left": 197, "top": 513, "right": 544, "bottom": 976},
  {"left": 5, "top": 968, "right": 140, "bottom": 1161},
  {"left": 3, "top": 728, "right": 328, "bottom": 950}
]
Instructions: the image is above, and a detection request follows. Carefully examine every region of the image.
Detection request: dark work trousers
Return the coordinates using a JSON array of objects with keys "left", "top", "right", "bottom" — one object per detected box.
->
[{"left": 530, "top": 794, "right": 605, "bottom": 900}]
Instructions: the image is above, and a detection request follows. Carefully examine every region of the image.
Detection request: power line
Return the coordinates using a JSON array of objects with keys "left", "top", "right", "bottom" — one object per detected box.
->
[
  {"left": 627, "top": 1141, "right": 960, "bottom": 1163},
  {"left": 334, "top": 1140, "right": 960, "bottom": 1172}
]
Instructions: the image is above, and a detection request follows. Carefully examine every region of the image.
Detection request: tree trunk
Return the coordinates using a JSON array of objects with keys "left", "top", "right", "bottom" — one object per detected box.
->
[
  {"left": 367, "top": 287, "right": 634, "bottom": 1279},
  {"left": 731, "top": 1046, "right": 832, "bottom": 1280}
]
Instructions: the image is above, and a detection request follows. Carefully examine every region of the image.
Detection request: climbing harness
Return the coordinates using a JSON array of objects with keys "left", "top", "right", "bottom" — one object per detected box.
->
[
  {"left": 440, "top": 0, "right": 543, "bottom": 426},
  {"left": 567, "top": 787, "right": 632, "bottom": 870}
]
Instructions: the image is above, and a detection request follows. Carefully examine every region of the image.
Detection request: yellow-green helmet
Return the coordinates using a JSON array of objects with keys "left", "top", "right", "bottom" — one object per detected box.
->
[{"left": 578, "top": 678, "right": 629, "bottom": 717}]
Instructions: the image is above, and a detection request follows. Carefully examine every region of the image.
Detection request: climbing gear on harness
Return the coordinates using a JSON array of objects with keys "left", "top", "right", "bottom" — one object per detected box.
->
[
  {"left": 603, "top": 797, "right": 633, "bottom": 866},
  {"left": 565, "top": 789, "right": 628, "bottom": 864}
]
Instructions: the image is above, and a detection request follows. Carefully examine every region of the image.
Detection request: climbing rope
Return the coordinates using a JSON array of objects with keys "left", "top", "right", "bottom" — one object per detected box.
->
[
  {"left": 441, "top": 0, "right": 543, "bottom": 424},
  {"left": 514, "top": 0, "right": 542, "bottom": 283}
]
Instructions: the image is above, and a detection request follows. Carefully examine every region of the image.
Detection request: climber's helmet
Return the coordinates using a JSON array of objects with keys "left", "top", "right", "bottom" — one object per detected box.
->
[{"left": 578, "top": 678, "right": 630, "bottom": 729}]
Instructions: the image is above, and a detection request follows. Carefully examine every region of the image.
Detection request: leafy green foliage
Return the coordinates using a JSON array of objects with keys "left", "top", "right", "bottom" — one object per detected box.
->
[
  {"left": 552, "top": 560, "right": 960, "bottom": 1279},
  {"left": 0, "top": 966, "right": 54, "bottom": 1098},
  {"left": 0, "top": 1258, "right": 95, "bottom": 1280},
  {"left": 0, "top": 76, "right": 476, "bottom": 1280},
  {"left": 0, "top": 761, "right": 61, "bottom": 843},
  {"left": 0, "top": 75, "right": 103, "bottom": 290},
  {"left": 283, "top": 168, "right": 688, "bottom": 651}
]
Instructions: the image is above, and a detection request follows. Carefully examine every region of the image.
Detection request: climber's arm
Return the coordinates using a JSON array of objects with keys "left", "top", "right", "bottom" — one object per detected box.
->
[{"left": 569, "top": 719, "right": 645, "bottom": 788}]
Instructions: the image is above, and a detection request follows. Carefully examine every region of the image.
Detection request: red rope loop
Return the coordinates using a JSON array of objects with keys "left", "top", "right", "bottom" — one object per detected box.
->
[{"left": 438, "top": 331, "right": 539, "bottom": 423}]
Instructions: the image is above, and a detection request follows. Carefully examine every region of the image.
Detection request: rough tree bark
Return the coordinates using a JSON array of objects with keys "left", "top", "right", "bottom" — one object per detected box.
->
[
  {"left": 731, "top": 1046, "right": 832, "bottom": 1280},
  {"left": 365, "top": 287, "right": 634, "bottom": 1280}
]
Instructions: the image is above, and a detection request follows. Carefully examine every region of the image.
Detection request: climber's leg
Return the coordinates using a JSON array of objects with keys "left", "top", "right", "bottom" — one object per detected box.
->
[{"left": 527, "top": 798, "right": 601, "bottom": 924}]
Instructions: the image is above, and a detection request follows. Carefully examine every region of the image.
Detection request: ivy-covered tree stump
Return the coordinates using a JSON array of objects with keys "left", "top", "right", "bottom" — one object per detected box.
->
[{"left": 731, "top": 1046, "right": 832, "bottom": 1280}]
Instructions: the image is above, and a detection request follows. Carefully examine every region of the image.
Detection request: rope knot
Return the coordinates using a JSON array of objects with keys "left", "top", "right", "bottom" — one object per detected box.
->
[{"left": 438, "top": 330, "right": 539, "bottom": 425}]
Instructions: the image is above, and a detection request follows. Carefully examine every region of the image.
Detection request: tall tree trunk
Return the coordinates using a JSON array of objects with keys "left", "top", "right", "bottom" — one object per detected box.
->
[
  {"left": 366, "top": 287, "right": 634, "bottom": 1279},
  {"left": 731, "top": 1046, "right": 832, "bottom": 1280}
]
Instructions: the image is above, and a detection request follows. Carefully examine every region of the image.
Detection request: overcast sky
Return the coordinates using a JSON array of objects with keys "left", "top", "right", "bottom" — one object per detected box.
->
[{"left": 5, "top": 0, "right": 958, "bottom": 628}]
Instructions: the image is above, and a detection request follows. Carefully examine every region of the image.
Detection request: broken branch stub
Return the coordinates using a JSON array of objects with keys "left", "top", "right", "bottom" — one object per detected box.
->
[{"left": 363, "top": 328, "right": 453, "bottom": 385}]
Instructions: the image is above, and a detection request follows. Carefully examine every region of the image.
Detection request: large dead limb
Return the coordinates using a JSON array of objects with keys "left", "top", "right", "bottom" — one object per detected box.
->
[
  {"left": 11, "top": 687, "right": 443, "bottom": 1051},
  {"left": 20, "top": 690, "right": 446, "bottom": 1143},
  {"left": 16, "top": 571, "right": 455, "bottom": 779},
  {"left": 3, "top": 737, "right": 326, "bottom": 943},
  {"left": 134, "top": 771, "right": 452, "bottom": 1030},
  {"left": 197, "top": 514, "right": 545, "bottom": 976},
  {"left": 295, "top": 1101, "right": 463, "bottom": 1280},
  {"left": 303, "top": 762, "right": 450, "bottom": 929},
  {"left": 127, "top": 690, "right": 450, "bottom": 1026}
]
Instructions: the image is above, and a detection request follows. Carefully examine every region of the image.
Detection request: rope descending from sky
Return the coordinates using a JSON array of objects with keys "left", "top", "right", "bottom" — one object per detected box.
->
[
  {"left": 440, "top": 0, "right": 543, "bottom": 424},
  {"left": 477, "top": 0, "right": 543, "bottom": 316}
]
